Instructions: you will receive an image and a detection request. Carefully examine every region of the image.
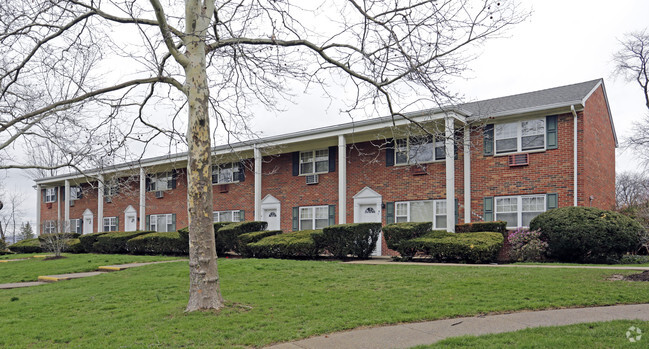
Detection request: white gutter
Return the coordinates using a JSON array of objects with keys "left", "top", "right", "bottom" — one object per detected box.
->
[{"left": 571, "top": 105, "right": 578, "bottom": 206}]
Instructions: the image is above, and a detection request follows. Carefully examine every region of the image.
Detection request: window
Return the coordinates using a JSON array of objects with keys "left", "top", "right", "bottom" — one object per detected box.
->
[
  {"left": 395, "top": 136, "right": 445, "bottom": 165},
  {"left": 103, "top": 217, "right": 118, "bottom": 232},
  {"left": 299, "top": 149, "right": 328, "bottom": 175},
  {"left": 104, "top": 180, "right": 119, "bottom": 197},
  {"left": 45, "top": 188, "right": 56, "bottom": 203},
  {"left": 495, "top": 195, "right": 546, "bottom": 228},
  {"left": 495, "top": 119, "right": 545, "bottom": 154},
  {"left": 213, "top": 210, "right": 241, "bottom": 223},
  {"left": 394, "top": 200, "right": 447, "bottom": 229},
  {"left": 299, "top": 206, "right": 329, "bottom": 230},
  {"left": 43, "top": 220, "right": 56, "bottom": 234},
  {"left": 147, "top": 172, "right": 175, "bottom": 191},
  {"left": 69, "top": 186, "right": 82, "bottom": 200},
  {"left": 69, "top": 219, "right": 82, "bottom": 234},
  {"left": 148, "top": 214, "right": 176, "bottom": 232},
  {"left": 212, "top": 163, "right": 241, "bottom": 184}
]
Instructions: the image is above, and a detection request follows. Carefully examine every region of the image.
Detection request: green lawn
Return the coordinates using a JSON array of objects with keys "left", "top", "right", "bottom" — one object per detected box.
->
[
  {"left": 1, "top": 258, "right": 649, "bottom": 348},
  {"left": 417, "top": 320, "right": 649, "bottom": 348},
  {"left": 0, "top": 253, "right": 181, "bottom": 283}
]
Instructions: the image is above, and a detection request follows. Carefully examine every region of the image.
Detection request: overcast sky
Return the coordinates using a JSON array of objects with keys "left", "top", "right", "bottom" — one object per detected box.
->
[{"left": 4, "top": 0, "right": 649, "bottom": 236}]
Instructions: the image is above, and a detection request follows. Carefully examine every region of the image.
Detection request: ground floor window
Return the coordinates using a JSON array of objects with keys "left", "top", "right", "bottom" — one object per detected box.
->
[
  {"left": 299, "top": 206, "right": 329, "bottom": 230},
  {"left": 213, "top": 210, "right": 241, "bottom": 223},
  {"left": 495, "top": 195, "right": 546, "bottom": 228},
  {"left": 43, "top": 220, "right": 56, "bottom": 234},
  {"left": 148, "top": 214, "right": 176, "bottom": 232},
  {"left": 103, "top": 217, "right": 118, "bottom": 232},
  {"left": 69, "top": 219, "right": 82, "bottom": 234},
  {"left": 394, "top": 200, "right": 447, "bottom": 229}
]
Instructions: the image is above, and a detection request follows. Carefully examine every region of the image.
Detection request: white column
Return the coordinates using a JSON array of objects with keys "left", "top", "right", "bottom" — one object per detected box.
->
[
  {"left": 463, "top": 126, "right": 471, "bottom": 224},
  {"left": 445, "top": 116, "right": 455, "bottom": 232},
  {"left": 139, "top": 168, "right": 146, "bottom": 230},
  {"left": 36, "top": 184, "right": 41, "bottom": 235},
  {"left": 97, "top": 175, "right": 104, "bottom": 232},
  {"left": 64, "top": 180, "right": 70, "bottom": 232},
  {"left": 338, "top": 135, "right": 347, "bottom": 224},
  {"left": 254, "top": 146, "right": 262, "bottom": 221}
]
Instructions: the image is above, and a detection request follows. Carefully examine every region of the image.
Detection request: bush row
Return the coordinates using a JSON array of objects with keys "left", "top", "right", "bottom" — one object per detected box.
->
[{"left": 400, "top": 231, "right": 504, "bottom": 263}]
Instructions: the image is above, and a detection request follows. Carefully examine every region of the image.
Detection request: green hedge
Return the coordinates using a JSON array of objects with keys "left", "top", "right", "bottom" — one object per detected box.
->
[
  {"left": 78, "top": 232, "right": 109, "bottom": 253},
  {"left": 455, "top": 221, "right": 507, "bottom": 234},
  {"left": 92, "top": 231, "right": 154, "bottom": 254},
  {"left": 126, "top": 231, "right": 188, "bottom": 255},
  {"left": 530, "top": 206, "right": 644, "bottom": 263},
  {"left": 247, "top": 230, "right": 323, "bottom": 258},
  {"left": 319, "top": 223, "right": 382, "bottom": 259},
  {"left": 66, "top": 238, "right": 85, "bottom": 253},
  {"left": 8, "top": 238, "right": 43, "bottom": 253},
  {"left": 400, "top": 231, "right": 504, "bottom": 263},
  {"left": 239, "top": 230, "right": 282, "bottom": 257},
  {"left": 383, "top": 222, "right": 433, "bottom": 251},
  {"left": 37, "top": 232, "right": 81, "bottom": 243},
  {"left": 216, "top": 221, "right": 268, "bottom": 255}
]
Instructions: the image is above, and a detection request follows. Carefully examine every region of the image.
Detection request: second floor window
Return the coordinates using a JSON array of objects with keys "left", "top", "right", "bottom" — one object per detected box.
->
[
  {"left": 212, "top": 163, "right": 243, "bottom": 184},
  {"left": 45, "top": 188, "right": 56, "bottom": 203},
  {"left": 395, "top": 136, "right": 445, "bottom": 165},
  {"left": 300, "top": 149, "right": 328, "bottom": 175},
  {"left": 70, "top": 186, "right": 82, "bottom": 200},
  {"left": 147, "top": 172, "right": 176, "bottom": 191},
  {"left": 495, "top": 119, "right": 545, "bottom": 154}
]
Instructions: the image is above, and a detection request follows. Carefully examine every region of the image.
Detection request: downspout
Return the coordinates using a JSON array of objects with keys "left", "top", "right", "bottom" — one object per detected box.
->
[{"left": 571, "top": 105, "right": 578, "bottom": 207}]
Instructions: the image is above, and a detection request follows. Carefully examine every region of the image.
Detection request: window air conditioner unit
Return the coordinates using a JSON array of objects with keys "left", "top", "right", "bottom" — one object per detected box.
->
[
  {"left": 155, "top": 190, "right": 164, "bottom": 198},
  {"left": 411, "top": 165, "right": 427, "bottom": 176},
  {"left": 218, "top": 184, "right": 229, "bottom": 193},
  {"left": 508, "top": 153, "right": 529, "bottom": 167},
  {"left": 306, "top": 174, "right": 319, "bottom": 185},
  {"left": 105, "top": 196, "right": 112, "bottom": 203}
]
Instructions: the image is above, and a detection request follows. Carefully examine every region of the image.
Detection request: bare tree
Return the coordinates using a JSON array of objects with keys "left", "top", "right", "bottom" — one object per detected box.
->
[
  {"left": 0, "top": 0, "right": 527, "bottom": 311},
  {"left": 0, "top": 189, "right": 24, "bottom": 246},
  {"left": 39, "top": 220, "right": 70, "bottom": 258}
]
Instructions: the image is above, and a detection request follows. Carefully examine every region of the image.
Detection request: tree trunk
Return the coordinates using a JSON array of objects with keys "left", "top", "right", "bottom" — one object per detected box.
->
[{"left": 184, "top": 0, "right": 223, "bottom": 312}]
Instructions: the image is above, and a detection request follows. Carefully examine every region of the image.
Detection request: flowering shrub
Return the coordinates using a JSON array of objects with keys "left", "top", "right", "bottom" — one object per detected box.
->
[{"left": 508, "top": 228, "right": 548, "bottom": 262}]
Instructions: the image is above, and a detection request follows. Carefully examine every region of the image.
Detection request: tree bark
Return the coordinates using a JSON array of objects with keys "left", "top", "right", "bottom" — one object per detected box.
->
[{"left": 184, "top": 0, "right": 223, "bottom": 312}]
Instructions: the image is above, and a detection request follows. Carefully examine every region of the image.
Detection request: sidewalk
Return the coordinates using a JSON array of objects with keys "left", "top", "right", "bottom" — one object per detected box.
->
[
  {"left": 267, "top": 304, "right": 649, "bottom": 349},
  {"left": 0, "top": 260, "right": 185, "bottom": 289}
]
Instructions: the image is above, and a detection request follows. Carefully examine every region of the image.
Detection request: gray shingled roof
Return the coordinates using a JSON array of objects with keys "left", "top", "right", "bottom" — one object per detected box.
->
[{"left": 460, "top": 78, "right": 602, "bottom": 118}]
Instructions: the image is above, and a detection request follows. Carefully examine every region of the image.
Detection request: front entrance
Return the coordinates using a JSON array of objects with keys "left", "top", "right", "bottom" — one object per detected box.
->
[
  {"left": 82, "top": 209, "right": 94, "bottom": 234},
  {"left": 124, "top": 205, "right": 137, "bottom": 231},
  {"left": 353, "top": 187, "right": 383, "bottom": 256},
  {"left": 261, "top": 195, "right": 281, "bottom": 231}
]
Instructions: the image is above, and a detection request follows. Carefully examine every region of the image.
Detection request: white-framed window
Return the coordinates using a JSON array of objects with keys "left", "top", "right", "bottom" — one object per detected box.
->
[
  {"left": 212, "top": 163, "right": 240, "bottom": 184},
  {"left": 394, "top": 200, "right": 447, "bottom": 229},
  {"left": 69, "top": 186, "right": 82, "bottom": 200},
  {"left": 495, "top": 119, "right": 545, "bottom": 154},
  {"left": 213, "top": 210, "right": 241, "bottom": 223},
  {"left": 69, "top": 219, "right": 82, "bottom": 234},
  {"left": 148, "top": 172, "right": 174, "bottom": 191},
  {"left": 299, "top": 206, "right": 329, "bottom": 230},
  {"left": 299, "top": 149, "right": 328, "bottom": 175},
  {"left": 148, "top": 214, "right": 176, "bottom": 232},
  {"left": 45, "top": 188, "right": 56, "bottom": 203},
  {"left": 43, "top": 220, "right": 56, "bottom": 234},
  {"left": 395, "top": 136, "right": 446, "bottom": 165},
  {"left": 103, "top": 217, "right": 118, "bottom": 232},
  {"left": 104, "top": 180, "right": 119, "bottom": 197},
  {"left": 495, "top": 195, "right": 546, "bottom": 228}
]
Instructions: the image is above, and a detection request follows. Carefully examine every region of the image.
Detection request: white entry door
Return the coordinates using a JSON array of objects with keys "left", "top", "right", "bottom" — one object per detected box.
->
[
  {"left": 263, "top": 208, "right": 280, "bottom": 230},
  {"left": 359, "top": 203, "right": 382, "bottom": 256},
  {"left": 125, "top": 213, "right": 137, "bottom": 231},
  {"left": 83, "top": 209, "right": 94, "bottom": 234}
]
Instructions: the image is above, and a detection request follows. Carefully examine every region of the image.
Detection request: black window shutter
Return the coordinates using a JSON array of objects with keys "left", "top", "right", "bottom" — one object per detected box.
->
[
  {"left": 292, "top": 152, "right": 299, "bottom": 176},
  {"left": 483, "top": 197, "right": 494, "bottom": 221},
  {"left": 328, "top": 146, "right": 337, "bottom": 173},
  {"left": 292, "top": 207, "right": 299, "bottom": 231},
  {"left": 483, "top": 124, "right": 494, "bottom": 156},
  {"left": 328, "top": 205, "right": 336, "bottom": 226},
  {"left": 239, "top": 210, "right": 245, "bottom": 221},
  {"left": 42, "top": 189, "right": 46, "bottom": 202},
  {"left": 546, "top": 115, "right": 558, "bottom": 149},
  {"left": 60, "top": 187, "right": 65, "bottom": 201},
  {"left": 78, "top": 187, "right": 83, "bottom": 199},
  {"left": 171, "top": 214, "right": 176, "bottom": 231},
  {"left": 385, "top": 139, "right": 395, "bottom": 167},
  {"left": 386, "top": 202, "right": 395, "bottom": 224},
  {"left": 237, "top": 162, "right": 246, "bottom": 182},
  {"left": 546, "top": 193, "right": 558, "bottom": 210},
  {"left": 211, "top": 166, "right": 218, "bottom": 184},
  {"left": 145, "top": 176, "right": 151, "bottom": 191},
  {"left": 170, "top": 170, "right": 178, "bottom": 189},
  {"left": 145, "top": 215, "right": 150, "bottom": 231}
]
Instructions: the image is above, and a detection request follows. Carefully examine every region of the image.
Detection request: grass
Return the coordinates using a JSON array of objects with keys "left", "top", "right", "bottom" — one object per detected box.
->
[
  {"left": 416, "top": 320, "right": 649, "bottom": 348},
  {"left": 1, "top": 258, "right": 649, "bottom": 347},
  {"left": 0, "top": 253, "right": 182, "bottom": 283}
]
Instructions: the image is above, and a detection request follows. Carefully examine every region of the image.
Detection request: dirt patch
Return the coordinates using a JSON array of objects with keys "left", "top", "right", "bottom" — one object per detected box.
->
[
  {"left": 43, "top": 256, "right": 67, "bottom": 261},
  {"left": 607, "top": 271, "right": 649, "bottom": 282}
]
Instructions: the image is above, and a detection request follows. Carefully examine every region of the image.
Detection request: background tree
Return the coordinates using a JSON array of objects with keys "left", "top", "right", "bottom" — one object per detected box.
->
[
  {"left": 19, "top": 222, "right": 35, "bottom": 241},
  {"left": 0, "top": 189, "right": 24, "bottom": 245},
  {"left": 614, "top": 29, "right": 649, "bottom": 165},
  {"left": 616, "top": 171, "right": 649, "bottom": 229},
  {"left": 0, "top": 0, "right": 527, "bottom": 311}
]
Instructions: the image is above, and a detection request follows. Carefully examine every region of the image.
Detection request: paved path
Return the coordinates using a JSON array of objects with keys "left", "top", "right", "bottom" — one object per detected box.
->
[
  {"left": 267, "top": 304, "right": 649, "bottom": 349},
  {"left": 0, "top": 260, "right": 186, "bottom": 289}
]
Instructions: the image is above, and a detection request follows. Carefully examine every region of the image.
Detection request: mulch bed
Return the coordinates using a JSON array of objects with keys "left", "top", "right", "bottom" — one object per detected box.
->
[{"left": 607, "top": 271, "right": 649, "bottom": 282}]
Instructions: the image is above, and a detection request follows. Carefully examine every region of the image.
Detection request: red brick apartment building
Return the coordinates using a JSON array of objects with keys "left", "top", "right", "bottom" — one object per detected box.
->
[{"left": 35, "top": 79, "right": 617, "bottom": 256}]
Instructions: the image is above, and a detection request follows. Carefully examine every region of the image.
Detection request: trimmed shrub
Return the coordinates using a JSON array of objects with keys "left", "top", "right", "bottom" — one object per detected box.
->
[
  {"left": 319, "top": 223, "right": 382, "bottom": 259},
  {"left": 619, "top": 254, "right": 649, "bottom": 264},
  {"left": 455, "top": 221, "right": 507, "bottom": 234},
  {"left": 93, "top": 231, "right": 154, "bottom": 254},
  {"left": 66, "top": 238, "right": 85, "bottom": 254},
  {"left": 507, "top": 228, "right": 548, "bottom": 262},
  {"left": 127, "top": 231, "right": 188, "bottom": 255},
  {"left": 400, "top": 231, "right": 504, "bottom": 263},
  {"left": 9, "top": 238, "right": 43, "bottom": 253},
  {"left": 383, "top": 222, "right": 433, "bottom": 251},
  {"left": 177, "top": 226, "right": 189, "bottom": 242},
  {"left": 239, "top": 230, "right": 282, "bottom": 257},
  {"left": 530, "top": 207, "right": 644, "bottom": 263},
  {"left": 78, "top": 232, "right": 109, "bottom": 253},
  {"left": 247, "top": 230, "right": 323, "bottom": 258},
  {"left": 37, "top": 232, "right": 81, "bottom": 243},
  {"left": 216, "top": 221, "right": 268, "bottom": 255}
]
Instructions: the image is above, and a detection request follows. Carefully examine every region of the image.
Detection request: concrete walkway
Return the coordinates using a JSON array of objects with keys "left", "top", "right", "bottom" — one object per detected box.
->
[
  {"left": 267, "top": 304, "right": 649, "bottom": 349},
  {"left": 0, "top": 260, "right": 185, "bottom": 289}
]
